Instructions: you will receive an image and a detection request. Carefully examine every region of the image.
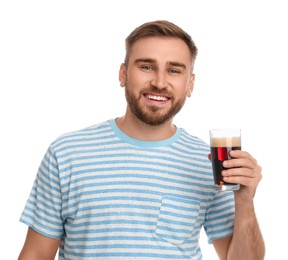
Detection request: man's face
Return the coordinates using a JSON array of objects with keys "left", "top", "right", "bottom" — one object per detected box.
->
[{"left": 119, "top": 37, "right": 195, "bottom": 126}]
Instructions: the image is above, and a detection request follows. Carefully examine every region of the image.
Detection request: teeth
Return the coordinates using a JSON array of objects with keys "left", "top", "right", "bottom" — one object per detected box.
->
[{"left": 147, "top": 95, "right": 168, "bottom": 101}]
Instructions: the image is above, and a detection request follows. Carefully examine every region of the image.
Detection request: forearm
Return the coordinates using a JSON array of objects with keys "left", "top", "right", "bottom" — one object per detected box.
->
[
  {"left": 227, "top": 202, "right": 265, "bottom": 260},
  {"left": 18, "top": 228, "right": 60, "bottom": 260},
  {"left": 18, "top": 251, "right": 55, "bottom": 260}
]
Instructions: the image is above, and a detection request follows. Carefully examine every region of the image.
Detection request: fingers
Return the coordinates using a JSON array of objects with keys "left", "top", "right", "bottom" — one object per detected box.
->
[
  {"left": 222, "top": 168, "right": 261, "bottom": 186},
  {"left": 223, "top": 151, "right": 257, "bottom": 170},
  {"left": 221, "top": 150, "right": 262, "bottom": 186},
  {"left": 208, "top": 153, "right": 212, "bottom": 161}
]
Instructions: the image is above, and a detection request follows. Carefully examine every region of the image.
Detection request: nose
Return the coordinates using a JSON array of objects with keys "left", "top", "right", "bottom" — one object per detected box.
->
[{"left": 150, "top": 71, "right": 168, "bottom": 89}]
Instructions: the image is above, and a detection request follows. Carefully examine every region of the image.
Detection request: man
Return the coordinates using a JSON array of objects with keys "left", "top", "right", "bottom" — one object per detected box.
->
[{"left": 18, "top": 20, "right": 265, "bottom": 259}]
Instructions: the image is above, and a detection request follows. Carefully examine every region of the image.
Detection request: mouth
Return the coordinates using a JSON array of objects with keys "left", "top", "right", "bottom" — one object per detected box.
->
[{"left": 144, "top": 93, "right": 170, "bottom": 102}]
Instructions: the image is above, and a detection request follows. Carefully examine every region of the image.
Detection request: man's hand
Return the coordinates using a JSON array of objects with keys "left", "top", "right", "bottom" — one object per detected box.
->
[{"left": 221, "top": 150, "right": 262, "bottom": 202}]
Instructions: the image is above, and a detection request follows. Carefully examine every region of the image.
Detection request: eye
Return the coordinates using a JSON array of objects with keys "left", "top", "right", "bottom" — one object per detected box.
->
[
  {"left": 140, "top": 64, "right": 154, "bottom": 71},
  {"left": 168, "top": 68, "right": 181, "bottom": 74}
]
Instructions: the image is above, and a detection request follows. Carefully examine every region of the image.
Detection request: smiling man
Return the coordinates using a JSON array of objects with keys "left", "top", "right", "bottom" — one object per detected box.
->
[
  {"left": 117, "top": 36, "right": 195, "bottom": 139},
  {"left": 18, "top": 20, "right": 265, "bottom": 260}
]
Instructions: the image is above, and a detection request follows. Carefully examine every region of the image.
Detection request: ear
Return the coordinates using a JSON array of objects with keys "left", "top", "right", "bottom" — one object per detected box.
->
[
  {"left": 119, "top": 63, "right": 126, "bottom": 87},
  {"left": 187, "top": 73, "right": 195, "bottom": 97}
]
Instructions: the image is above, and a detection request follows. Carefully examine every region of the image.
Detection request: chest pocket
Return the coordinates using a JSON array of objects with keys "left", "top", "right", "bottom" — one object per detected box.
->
[{"left": 155, "top": 195, "right": 200, "bottom": 245}]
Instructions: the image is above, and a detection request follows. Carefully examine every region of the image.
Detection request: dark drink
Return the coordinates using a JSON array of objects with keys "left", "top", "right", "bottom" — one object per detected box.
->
[{"left": 210, "top": 145, "right": 241, "bottom": 187}]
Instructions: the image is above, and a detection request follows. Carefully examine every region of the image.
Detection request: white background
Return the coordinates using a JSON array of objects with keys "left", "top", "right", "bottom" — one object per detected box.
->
[{"left": 1, "top": 0, "right": 287, "bottom": 259}]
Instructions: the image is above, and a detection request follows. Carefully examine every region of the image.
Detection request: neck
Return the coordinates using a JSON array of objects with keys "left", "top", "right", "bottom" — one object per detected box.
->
[{"left": 116, "top": 114, "right": 176, "bottom": 141}]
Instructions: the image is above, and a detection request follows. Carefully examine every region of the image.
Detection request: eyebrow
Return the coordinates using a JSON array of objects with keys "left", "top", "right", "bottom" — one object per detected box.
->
[
  {"left": 168, "top": 61, "right": 187, "bottom": 70},
  {"left": 134, "top": 58, "right": 187, "bottom": 70}
]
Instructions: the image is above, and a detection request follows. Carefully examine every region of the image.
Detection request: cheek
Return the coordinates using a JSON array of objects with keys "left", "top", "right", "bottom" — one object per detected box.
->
[
  {"left": 129, "top": 71, "right": 152, "bottom": 87},
  {"left": 175, "top": 80, "right": 192, "bottom": 96}
]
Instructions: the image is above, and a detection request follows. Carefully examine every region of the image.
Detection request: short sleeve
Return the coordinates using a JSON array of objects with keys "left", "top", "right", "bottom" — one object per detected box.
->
[
  {"left": 19, "top": 146, "right": 64, "bottom": 239},
  {"left": 204, "top": 190, "right": 235, "bottom": 243}
]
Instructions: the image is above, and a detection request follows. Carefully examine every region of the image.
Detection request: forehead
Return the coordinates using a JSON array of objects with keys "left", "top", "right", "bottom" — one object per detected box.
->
[{"left": 129, "top": 37, "right": 192, "bottom": 65}]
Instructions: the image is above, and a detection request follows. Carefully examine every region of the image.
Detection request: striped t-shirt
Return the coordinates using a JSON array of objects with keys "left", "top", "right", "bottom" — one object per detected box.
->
[{"left": 20, "top": 119, "right": 235, "bottom": 259}]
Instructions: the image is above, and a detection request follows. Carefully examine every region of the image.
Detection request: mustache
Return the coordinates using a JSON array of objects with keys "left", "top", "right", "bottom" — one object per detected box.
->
[{"left": 142, "top": 85, "right": 171, "bottom": 95}]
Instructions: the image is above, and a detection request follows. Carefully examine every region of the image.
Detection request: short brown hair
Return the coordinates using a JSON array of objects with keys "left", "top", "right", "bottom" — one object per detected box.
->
[{"left": 124, "top": 20, "right": 198, "bottom": 67}]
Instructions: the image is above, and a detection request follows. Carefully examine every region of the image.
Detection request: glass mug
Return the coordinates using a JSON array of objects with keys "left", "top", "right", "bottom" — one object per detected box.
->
[{"left": 209, "top": 128, "right": 241, "bottom": 191}]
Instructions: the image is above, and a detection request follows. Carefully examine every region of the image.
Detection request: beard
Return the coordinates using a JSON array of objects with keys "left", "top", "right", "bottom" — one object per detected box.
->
[{"left": 124, "top": 84, "right": 187, "bottom": 126}]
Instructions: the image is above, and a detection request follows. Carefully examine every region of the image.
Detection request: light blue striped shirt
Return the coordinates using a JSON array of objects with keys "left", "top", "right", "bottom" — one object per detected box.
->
[{"left": 20, "top": 119, "right": 235, "bottom": 259}]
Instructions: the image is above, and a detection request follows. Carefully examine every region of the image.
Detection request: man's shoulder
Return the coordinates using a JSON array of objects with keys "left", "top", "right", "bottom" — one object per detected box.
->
[
  {"left": 179, "top": 128, "right": 209, "bottom": 149},
  {"left": 50, "top": 119, "right": 113, "bottom": 148}
]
